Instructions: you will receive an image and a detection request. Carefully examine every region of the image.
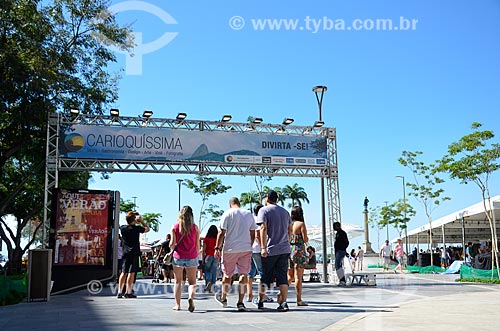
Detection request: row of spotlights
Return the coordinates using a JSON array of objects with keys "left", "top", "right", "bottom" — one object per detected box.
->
[{"left": 68, "top": 110, "right": 323, "bottom": 128}]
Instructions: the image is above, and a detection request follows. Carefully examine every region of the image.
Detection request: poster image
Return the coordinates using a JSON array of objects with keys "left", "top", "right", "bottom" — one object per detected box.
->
[{"left": 53, "top": 191, "right": 110, "bottom": 266}]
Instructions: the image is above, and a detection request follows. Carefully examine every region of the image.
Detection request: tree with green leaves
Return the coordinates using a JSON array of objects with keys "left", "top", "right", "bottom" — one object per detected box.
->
[
  {"left": 119, "top": 198, "right": 162, "bottom": 232},
  {"left": 183, "top": 175, "right": 231, "bottom": 231},
  {"left": 263, "top": 185, "right": 287, "bottom": 206},
  {"left": 240, "top": 191, "right": 261, "bottom": 210},
  {"left": 436, "top": 122, "right": 500, "bottom": 277},
  {"left": 200, "top": 204, "right": 224, "bottom": 232},
  {"left": 282, "top": 183, "right": 310, "bottom": 208},
  {"left": 368, "top": 206, "right": 383, "bottom": 250},
  {"left": 381, "top": 200, "right": 416, "bottom": 239},
  {"left": 0, "top": 0, "right": 132, "bottom": 275},
  {"left": 399, "top": 151, "right": 450, "bottom": 268}
]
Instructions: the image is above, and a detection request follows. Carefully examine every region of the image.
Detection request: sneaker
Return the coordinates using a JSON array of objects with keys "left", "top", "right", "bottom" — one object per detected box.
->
[
  {"left": 338, "top": 281, "right": 347, "bottom": 287},
  {"left": 124, "top": 293, "right": 137, "bottom": 299},
  {"left": 297, "top": 300, "right": 308, "bottom": 306},
  {"left": 215, "top": 293, "right": 228, "bottom": 307},
  {"left": 257, "top": 301, "right": 264, "bottom": 309},
  {"left": 277, "top": 301, "right": 289, "bottom": 312},
  {"left": 206, "top": 282, "right": 212, "bottom": 293},
  {"left": 116, "top": 293, "right": 123, "bottom": 299},
  {"left": 236, "top": 302, "right": 247, "bottom": 312},
  {"left": 188, "top": 298, "right": 195, "bottom": 312}
]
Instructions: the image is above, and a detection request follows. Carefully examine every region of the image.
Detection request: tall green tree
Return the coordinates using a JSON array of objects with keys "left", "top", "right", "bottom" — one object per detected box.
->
[
  {"left": 263, "top": 185, "right": 287, "bottom": 206},
  {"left": 368, "top": 206, "right": 383, "bottom": 249},
  {"left": 240, "top": 191, "right": 261, "bottom": 210},
  {"left": 379, "top": 200, "right": 416, "bottom": 239},
  {"left": 119, "top": 198, "right": 161, "bottom": 232},
  {"left": 200, "top": 204, "right": 224, "bottom": 232},
  {"left": 437, "top": 122, "right": 500, "bottom": 277},
  {"left": 399, "top": 151, "right": 450, "bottom": 268},
  {"left": 0, "top": 0, "right": 132, "bottom": 275},
  {"left": 282, "top": 183, "right": 310, "bottom": 207},
  {"left": 183, "top": 175, "right": 231, "bottom": 231}
]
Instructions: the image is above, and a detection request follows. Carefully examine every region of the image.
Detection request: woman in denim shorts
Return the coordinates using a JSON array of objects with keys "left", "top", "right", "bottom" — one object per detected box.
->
[{"left": 170, "top": 206, "right": 200, "bottom": 312}]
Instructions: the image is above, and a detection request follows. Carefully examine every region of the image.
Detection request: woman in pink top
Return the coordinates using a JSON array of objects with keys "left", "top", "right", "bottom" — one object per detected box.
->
[
  {"left": 170, "top": 205, "right": 200, "bottom": 312},
  {"left": 393, "top": 238, "right": 404, "bottom": 274}
]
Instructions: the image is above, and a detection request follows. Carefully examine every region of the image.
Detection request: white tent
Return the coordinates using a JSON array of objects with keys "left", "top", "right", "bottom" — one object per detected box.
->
[{"left": 403, "top": 195, "right": 500, "bottom": 245}]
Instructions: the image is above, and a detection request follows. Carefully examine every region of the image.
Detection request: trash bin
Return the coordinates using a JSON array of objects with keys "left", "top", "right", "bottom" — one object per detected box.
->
[{"left": 28, "top": 249, "right": 52, "bottom": 302}]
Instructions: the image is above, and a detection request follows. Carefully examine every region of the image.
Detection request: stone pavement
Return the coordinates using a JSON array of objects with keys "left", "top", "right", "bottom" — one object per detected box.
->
[{"left": 1, "top": 272, "right": 499, "bottom": 330}]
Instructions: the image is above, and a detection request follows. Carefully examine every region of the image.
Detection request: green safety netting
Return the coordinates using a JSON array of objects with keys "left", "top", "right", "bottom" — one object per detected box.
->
[
  {"left": 406, "top": 265, "right": 445, "bottom": 274},
  {"left": 0, "top": 275, "right": 27, "bottom": 306},
  {"left": 368, "top": 263, "right": 395, "bottom": 269},
  {"left": 460, "top": 265, "right": 500, "bottom": 281}
]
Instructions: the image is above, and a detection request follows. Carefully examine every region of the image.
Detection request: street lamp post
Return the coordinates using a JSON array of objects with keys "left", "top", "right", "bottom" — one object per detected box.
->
[
  {"left": 384, "top": 201, "right": 389, "bottom": 241},
  {"left": 396, "top": 175, "right": 409, "bottom": 262},
  {"left": 176, "top": 179, "right": 183, "bottom": 211},
  {"left": 132, "top": 196, "right": 138, "bottom": 210},
  {"left": 312, "top": 85, "right": 328, "bottom": 283}
]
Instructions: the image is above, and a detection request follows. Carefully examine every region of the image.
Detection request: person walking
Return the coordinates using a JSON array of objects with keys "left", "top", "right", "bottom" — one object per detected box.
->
[
  {"left": 380, "top": 240, "right": 391, "bottom": 272},
  {"left": 171, "top": 206, "right": 200, "bottom": 312},
  {"left": 118, "top": 211, "right": 150, "bottom": 298},
  {"left": 287, "top": 205, "right": 309, "bottom": 306},
  {"left": 203, "top": 225, "right": 218, "bottom": 293},
  {"left": 214, "top": 197, "right": 257, "bottom": 312},
  {"left": 247, "top": 203, "right": 271, "bottom": 304},
  {"left": 155, "top": 234, "right": 172, "bottom": 283},
  {"left": 356, "top": 246, "right": 364, "bottom": 271},
  {"left": 333, "top": 222, "right": 349, "bottom": 286},
  {"left": 257, "top": 190, "right": 292, "bottom": 312},
  {"left": 393, "top": 238, "right": 404, "bottom": 274}
]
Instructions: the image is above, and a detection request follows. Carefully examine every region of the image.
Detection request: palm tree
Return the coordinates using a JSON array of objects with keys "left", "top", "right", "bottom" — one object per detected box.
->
[
  {"left": 262, "top": 186, "right": 287, "bottom": 206},
  {"left": 282, "top": 184, "right": 310, "bottom": 207},
  {"left": 240, "top": 191, "right": 260, "bottom": 210}
]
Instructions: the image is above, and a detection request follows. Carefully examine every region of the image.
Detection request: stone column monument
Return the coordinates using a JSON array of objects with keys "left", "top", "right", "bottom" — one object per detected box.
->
[{"left": 363, "top": 197, "right": 376, "bottom": 254}]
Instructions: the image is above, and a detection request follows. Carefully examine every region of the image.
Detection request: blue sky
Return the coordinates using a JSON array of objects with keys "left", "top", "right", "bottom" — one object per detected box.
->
[
  {"left": 92, "top": 0, "right": 500, "bottom": 251},
  {"left": 6, "top": 0, "right": 499, "bottom": 257}
]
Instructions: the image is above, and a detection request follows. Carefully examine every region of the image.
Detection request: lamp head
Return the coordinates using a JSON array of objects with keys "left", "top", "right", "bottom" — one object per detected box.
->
[{"left": 312, "top": 85, "right": 328, "bottom": 93}]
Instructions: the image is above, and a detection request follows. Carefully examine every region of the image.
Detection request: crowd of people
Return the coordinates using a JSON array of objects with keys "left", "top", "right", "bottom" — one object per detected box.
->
[{"left": 117, "top": 189, "right": 334, "bottom": 313}]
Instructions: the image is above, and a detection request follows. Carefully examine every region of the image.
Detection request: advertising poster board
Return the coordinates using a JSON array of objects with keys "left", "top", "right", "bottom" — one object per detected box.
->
[
  {"left": 53, "top": 190, "right": 110, "bottom": 266},
  {"left": 49, "top": 189, "right": 117, "bottom": 294}
]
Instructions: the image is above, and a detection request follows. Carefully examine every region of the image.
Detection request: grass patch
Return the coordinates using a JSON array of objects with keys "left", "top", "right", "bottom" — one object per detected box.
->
[{"left": 456, "top": 278, "right": 500, "bottom": 284}]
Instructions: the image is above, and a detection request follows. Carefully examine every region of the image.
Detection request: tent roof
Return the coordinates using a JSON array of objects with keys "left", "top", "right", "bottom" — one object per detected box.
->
[{"left": 402, "top": 195, "right": 500, "bottom": 245}]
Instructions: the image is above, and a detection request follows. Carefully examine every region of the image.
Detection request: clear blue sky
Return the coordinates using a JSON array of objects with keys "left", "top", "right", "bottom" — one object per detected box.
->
[{"left": 6, "top": 0, "right": 498, "bottom": 258}]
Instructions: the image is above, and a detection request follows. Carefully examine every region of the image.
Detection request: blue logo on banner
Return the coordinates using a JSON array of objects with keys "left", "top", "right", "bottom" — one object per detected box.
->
[
  {"left": 286, "top": 158, "right": 294, "bottom": 164},
  {"left": 296, "top": 158, "right": 306, "bottom": 164},
  {"left": 316, "top": 159, "right": 326, "bottom": 165}
]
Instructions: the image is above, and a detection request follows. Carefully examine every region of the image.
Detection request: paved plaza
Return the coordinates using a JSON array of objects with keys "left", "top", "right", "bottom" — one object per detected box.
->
[{"left": 1, "top": 272, "right": 500, "bottom": 331}]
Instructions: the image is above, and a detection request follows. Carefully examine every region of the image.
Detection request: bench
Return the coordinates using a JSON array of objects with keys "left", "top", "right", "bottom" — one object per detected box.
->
[{"left": 346, "top": 273, "right": 376, "bottom": 286}]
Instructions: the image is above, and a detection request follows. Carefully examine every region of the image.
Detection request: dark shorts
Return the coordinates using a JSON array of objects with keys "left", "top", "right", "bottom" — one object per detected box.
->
[
  {"left": 261, "top": 253, "right": 289, "bottom": 288},
  {"left": 122, "top": 254, "right": 139, "bottom": 273}
]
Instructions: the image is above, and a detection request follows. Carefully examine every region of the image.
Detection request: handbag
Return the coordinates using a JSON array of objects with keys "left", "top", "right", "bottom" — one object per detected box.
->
[{"left": 163, "top": 233, "right": 186, "bottom": 265}]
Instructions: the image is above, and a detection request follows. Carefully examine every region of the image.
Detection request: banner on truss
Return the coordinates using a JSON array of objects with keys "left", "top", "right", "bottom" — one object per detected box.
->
[{"left": 59, "top": 125, "right": 327, "bottom": 166}]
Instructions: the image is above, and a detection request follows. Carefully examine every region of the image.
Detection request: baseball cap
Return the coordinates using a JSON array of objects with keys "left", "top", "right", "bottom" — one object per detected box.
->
[{"left": 267, "top": 190, "right": 278, "bottom": 203}]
